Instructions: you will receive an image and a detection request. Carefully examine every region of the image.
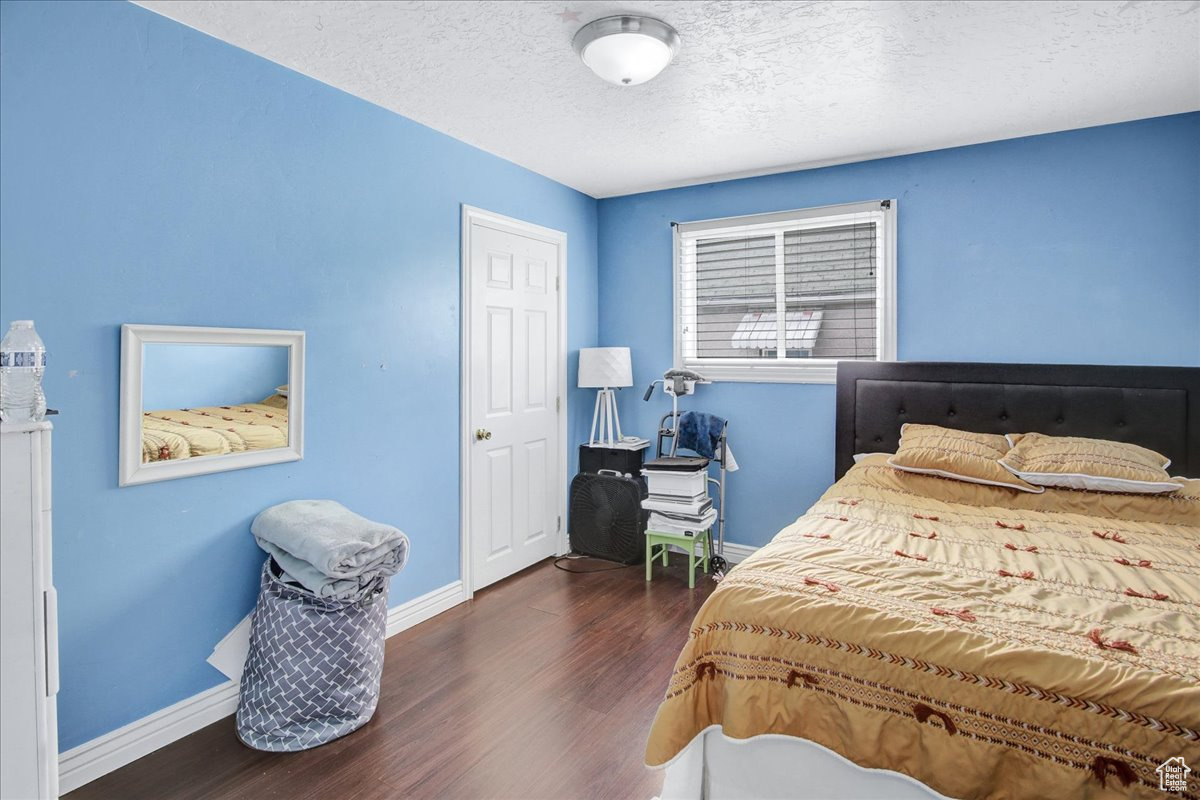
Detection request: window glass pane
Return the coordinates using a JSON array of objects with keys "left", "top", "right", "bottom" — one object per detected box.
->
[
  {"left": 783, "top": 223, "right": 876, "bottom": 360},
  {"left": 692, "top": 234, "right": 775, "bottom": 360}
]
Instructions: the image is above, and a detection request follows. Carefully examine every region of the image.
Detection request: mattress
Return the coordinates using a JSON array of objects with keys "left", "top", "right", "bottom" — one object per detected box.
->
[
  {"left": 645, "top": 455, "right": 1200, "bottom": 800},
  {"left": 141, "top": 402, "right": 288, "bottom": 462}
]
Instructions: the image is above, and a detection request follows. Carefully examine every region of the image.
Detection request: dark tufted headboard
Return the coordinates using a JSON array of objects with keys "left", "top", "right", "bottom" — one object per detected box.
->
[{"left": 835, "top": 362, "right": 1200, "bottom": 480}]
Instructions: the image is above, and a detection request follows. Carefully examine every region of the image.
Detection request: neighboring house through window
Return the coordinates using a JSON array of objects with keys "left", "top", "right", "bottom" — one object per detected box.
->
[{"left": 673, "top": 199, "right": 896, "bottom": 383}]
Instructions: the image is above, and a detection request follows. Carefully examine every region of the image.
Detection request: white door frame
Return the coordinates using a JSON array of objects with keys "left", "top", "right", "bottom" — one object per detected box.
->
[{"left": 460, "top": 205, "right": 569, "bottom": 599}]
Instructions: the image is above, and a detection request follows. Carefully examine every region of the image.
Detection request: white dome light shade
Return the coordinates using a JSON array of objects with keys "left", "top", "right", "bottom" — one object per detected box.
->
[
  {"left": 581, "top": 33, "right": 672, "bottom": 86},
  {"left": 573, "top": 16, "right": 681, "bottom": 86}
]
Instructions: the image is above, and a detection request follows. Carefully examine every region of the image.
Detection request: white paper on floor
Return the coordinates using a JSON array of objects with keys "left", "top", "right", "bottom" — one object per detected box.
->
[{"left": 208, "top": 613, "right": 252, "bottom": 682}]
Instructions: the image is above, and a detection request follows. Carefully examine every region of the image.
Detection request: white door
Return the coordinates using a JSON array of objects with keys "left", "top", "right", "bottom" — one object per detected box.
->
[{"left": 466, "top": 215, "right": 562, "bottom": 591}]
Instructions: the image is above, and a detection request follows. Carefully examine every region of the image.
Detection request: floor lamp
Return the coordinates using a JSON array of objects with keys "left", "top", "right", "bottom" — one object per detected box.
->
[{"left": 578, "top": 347, "right": 633, "bottom": 447}]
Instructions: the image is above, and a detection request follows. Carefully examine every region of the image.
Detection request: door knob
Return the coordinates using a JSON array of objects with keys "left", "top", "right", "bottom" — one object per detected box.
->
[{"left": 475, "top": 428, "right": 492, "bottom": 441}]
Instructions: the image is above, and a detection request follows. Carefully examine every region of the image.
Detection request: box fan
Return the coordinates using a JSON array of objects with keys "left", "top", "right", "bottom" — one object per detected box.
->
[{"left": 568, "top": 470, "right": 647, "bottom": 564}]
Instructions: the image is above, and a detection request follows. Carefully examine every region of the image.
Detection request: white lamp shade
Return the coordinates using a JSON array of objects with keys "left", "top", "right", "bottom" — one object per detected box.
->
[{"left": 578, "top": 347, "right": 632, "bottom": 388}]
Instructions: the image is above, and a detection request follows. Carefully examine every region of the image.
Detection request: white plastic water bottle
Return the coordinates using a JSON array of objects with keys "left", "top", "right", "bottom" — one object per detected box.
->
[{"left": 0, "top": 320, "right": 47, "bottom": 423}]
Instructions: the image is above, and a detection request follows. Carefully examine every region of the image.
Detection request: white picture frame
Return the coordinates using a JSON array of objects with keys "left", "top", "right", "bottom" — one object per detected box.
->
[{"left": 118, "top": 324, "right": 305, "bottom": 487}]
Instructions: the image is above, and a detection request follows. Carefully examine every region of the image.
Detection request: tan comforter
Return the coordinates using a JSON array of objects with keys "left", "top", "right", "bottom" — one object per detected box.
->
[
  {"left": 141, "top": 403, "right": 288, "bottom": 462},
  {"left": 646, "top": 456, "right": 1200, "bottom": 800}
]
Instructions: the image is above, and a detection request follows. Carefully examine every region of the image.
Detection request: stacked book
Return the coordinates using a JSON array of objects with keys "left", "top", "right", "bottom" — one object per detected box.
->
[{"left": 641, "top": 456, "right": 717, "bottom": 536}]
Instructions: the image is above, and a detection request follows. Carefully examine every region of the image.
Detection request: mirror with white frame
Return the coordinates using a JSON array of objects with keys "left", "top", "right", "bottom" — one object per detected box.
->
[{"left": 119, "top": 324, "right": 305, "bottom": 486}]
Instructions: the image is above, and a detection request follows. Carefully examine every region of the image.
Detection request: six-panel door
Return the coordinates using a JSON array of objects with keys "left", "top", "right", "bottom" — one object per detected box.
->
[{"left": 468, "top": 221, "right": 560, "bottom": 591}]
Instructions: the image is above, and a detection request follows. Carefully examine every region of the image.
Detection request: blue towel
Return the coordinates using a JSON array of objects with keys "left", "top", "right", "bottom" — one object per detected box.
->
[{"left": 676, "top": 411, "right": 725, "bottom": 459}]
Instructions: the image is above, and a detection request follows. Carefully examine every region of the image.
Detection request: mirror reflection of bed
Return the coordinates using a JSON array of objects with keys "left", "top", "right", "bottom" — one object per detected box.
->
[
  {"left": 119, "top": 324, "right": 304, "bottom": 486},
  {"left": 140, "top": 343, "right": 290, "bottom": 463}
]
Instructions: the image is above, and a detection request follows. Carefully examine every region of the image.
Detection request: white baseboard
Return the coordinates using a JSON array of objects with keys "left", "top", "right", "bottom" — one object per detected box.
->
[
  {"left": 57, "top": 680, "right": 241, "bottom": 795},
  {"left": 58, "top": 580, "right": 466, "bottom": 795},
  {"left": 720, "top": 541, "right": 758, "bottom": 564},
  {"left": 385, "top": 580, "right": 465, "bottom": 637}
]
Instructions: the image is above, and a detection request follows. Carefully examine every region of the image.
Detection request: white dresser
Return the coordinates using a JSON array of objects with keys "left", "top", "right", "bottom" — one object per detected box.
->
[{"left": 1, "top": 421, "right": 58, "bottom": 800}]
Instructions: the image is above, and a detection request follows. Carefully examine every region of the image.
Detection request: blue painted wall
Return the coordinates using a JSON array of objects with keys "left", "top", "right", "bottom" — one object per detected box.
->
[
  {"left": 0, "top": 0, "right": 597, "bottom": 750},
  {"left": 598, "top": 113, "right": 1200, "bottom": 550},
  {"left": 142, "top": 344, "right": 289, "bottom": 409}
]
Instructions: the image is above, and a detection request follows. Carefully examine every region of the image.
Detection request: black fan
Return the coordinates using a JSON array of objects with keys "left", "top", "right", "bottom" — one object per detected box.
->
[{"left": 569, "top": 472, "right": 646, "bottom": 564}]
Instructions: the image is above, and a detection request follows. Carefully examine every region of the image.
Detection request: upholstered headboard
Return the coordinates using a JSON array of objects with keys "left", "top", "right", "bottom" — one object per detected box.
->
[{"left": 835, "top": 362, "right": 1200, "bottom": 480}]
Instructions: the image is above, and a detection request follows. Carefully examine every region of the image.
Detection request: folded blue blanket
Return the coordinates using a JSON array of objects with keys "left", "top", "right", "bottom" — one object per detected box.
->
[{"left": 252, "top": 500, "right": 409, "bottom": 598}]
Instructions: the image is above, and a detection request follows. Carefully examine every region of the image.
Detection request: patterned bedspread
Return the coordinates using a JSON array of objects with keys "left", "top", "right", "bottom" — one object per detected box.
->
[
  {"left": 141, "top": 402, "right": 288, "bottom": 462},
  {"left": 645, "top": 456, "right": 1200, "bottom": 800}
]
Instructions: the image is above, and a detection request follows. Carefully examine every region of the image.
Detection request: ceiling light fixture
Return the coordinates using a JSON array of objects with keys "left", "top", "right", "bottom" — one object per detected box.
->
[{"left": 572, "top": 15, "right": 681, "bottom": 86}]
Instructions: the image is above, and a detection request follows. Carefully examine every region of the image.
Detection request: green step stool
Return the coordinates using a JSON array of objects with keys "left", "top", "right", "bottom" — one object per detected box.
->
[{"left": 645, "top": 528, "right": 712, "bottom": 588}]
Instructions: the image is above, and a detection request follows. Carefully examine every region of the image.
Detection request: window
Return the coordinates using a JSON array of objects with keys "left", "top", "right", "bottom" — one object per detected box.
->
[{"left": 674, "top": 199, "right": 896, "bottom": 383}]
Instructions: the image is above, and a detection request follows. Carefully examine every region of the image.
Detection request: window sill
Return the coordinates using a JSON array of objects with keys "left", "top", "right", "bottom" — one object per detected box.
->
[{"left": 682, "top": 360, "right": 841, "bottom": 385}]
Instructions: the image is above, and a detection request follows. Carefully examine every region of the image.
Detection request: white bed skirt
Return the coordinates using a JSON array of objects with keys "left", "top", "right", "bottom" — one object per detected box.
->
[{"left": 656, "top": 727, "right": 953, "bottom": 800}]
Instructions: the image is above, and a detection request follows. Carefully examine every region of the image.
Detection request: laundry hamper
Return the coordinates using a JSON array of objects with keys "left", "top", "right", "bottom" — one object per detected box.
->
[{"left": 236, "top": 558, "right": 388, "bottom": 752}]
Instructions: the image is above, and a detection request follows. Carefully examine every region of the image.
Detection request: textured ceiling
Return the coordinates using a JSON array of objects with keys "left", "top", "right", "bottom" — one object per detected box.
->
[{"left": 135, "top": 0, "right": 1200, "bottom": 198}]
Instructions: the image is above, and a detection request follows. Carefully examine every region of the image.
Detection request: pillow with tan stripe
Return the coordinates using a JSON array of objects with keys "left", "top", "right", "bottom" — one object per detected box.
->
[
  {"left": 999, "top": 433, "right": 1183, "bottom": 494},
  {"left": 886, "top": 423, "right": 1043, "bottom": 493}
]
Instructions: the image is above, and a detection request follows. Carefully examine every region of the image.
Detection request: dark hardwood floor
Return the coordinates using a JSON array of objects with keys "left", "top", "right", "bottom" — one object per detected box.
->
[{"left": 67, "top": 557, "right": 717, "bottom": 800}]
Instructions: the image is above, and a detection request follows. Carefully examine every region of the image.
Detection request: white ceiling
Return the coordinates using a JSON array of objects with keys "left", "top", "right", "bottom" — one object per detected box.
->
[{"left": 136, "top": 0, "right": 1200, "bottom": 198}]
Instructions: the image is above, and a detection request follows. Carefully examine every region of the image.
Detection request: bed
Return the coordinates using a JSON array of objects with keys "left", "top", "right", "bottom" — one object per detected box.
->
[
  {"left": 647, "top": 361, "right": 1200, "bottom": 800},
  {"left": 141, "top": 395, "right": 288, "bottom": 463}
]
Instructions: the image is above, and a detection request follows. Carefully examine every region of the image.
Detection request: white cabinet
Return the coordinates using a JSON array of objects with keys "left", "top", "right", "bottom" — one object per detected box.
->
[{"left": 1, "top": 421, "right": 58, "bottom": 800}]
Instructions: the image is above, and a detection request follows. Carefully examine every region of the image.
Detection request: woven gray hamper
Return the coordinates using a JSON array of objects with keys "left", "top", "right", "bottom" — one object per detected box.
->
[{"left": 236, "top": 558, "right": 388, "bottom": 752}]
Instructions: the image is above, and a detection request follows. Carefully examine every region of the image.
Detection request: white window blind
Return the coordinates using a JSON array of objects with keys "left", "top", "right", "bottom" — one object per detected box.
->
[{"left": 674, "top": 200, "right": 895, "bottom": 383}]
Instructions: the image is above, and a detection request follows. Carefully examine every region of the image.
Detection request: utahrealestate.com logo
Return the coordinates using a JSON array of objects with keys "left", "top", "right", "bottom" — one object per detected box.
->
[{"left": 1157, "top": 757, "right": 1191, "bottom": 793}]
